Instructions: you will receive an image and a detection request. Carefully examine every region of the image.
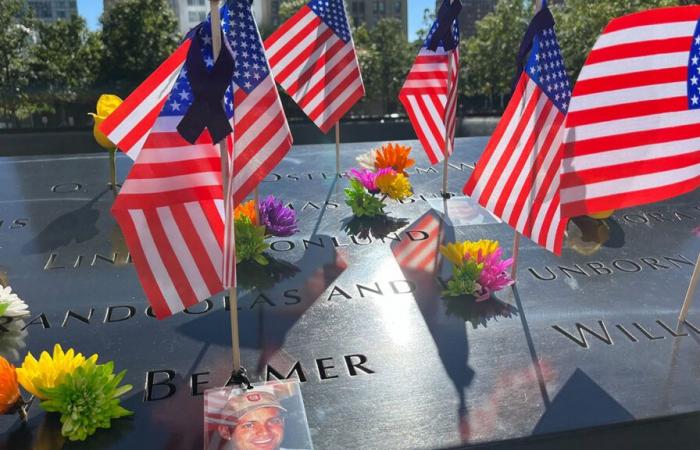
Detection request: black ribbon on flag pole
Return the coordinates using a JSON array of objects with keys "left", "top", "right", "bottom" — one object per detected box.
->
[
  {"left": 177, "top": 26, "right": 235, "bottom": 145},
  {"left": 426, "top": 0, "right": 462, "bottom": 51},
  {"left": 511, "top": 6, "right": 555, "bottom": 94}
]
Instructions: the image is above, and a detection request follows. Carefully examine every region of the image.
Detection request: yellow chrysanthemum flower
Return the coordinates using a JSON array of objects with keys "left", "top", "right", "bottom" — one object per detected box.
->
[
  {"left": 89, "top": 94, "right": 123, "bottom": 150},
  {"left": 440, "top": 242, "right": 470, "bottom": 267},
  {"left": 463, "top": 240, "right": 500, "bottom": 260},
  {"left": 440, "top": 240, "right": 500, "bottom": 267},
  {"left": 234, "top": 200, "right": 257, "bottom": 223},
  {"left": 376, "top": 171, "right": 412, "bottom": 201},
  {"left": 16, "top": 344, "right": 98, "bottom": 399}
]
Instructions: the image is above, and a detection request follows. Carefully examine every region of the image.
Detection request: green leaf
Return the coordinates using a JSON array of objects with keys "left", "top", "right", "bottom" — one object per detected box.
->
[
  {"left": 0, "top": 302, "right": 8, "bottom": 317},
  {"left": 235, "top": 218, "right": 270, "bottom": 265},
  {"left": 344, "top": 179, "right": 386, "bottom": 218}
]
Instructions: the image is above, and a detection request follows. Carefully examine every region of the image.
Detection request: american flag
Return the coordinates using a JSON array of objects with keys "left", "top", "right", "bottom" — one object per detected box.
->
[
  {"left": 112, "top": 25, "right": 234, "bottom": 319},
  {"left": 264, "top": 0, "right": 364, "bottom": 133},
  {"left": 463, "top": 6, "right": 570, "bottom": 255},
  {"left": 100, "top": 0, "right": 292, "bottom": 206},
  {"left": 399, "top": 0, "right": 460, "bottom": 165},
  {"left": 106, "top": 0, "right": 292, "bottom": 318},
  {"left": 562, "top": 6, "right": 700, "bottom": 217}
]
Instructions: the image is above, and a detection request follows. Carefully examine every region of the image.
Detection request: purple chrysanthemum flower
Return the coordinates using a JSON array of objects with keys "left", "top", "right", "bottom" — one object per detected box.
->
[
  {"left": 349, "top": 168, "right": 379, "bottom": 193},
  {"left": 476, "top": 248, "right": 514, "bottom": 300},
  {"left": 258, "top": 195, "right": 298, "bottom": 237}
]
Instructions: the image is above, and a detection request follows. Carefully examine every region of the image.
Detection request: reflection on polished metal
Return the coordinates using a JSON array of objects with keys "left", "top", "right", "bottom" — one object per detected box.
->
[{"left": 0, "top": 138, "right": 699, "bottom": 449}]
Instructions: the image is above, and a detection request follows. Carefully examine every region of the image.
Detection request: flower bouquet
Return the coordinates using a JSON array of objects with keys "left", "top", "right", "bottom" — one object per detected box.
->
[
  {"left": 234, "top": 195, "right": 299, "bottom": 266},
  {"left": 0, "top": 344, "right": 132, "bottom": 441},
  {"left": 0, "top": 285, "right": 29, "bottom": 361},
  {"left": 440, "top": 240, "right": 514, "bottom": 301},
  {"left": 345, "top": 143, "right": 415, "bottom": 218}
]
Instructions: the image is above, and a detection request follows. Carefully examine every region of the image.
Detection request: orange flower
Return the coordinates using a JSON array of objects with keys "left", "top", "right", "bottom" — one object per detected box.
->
[
  {"left": 234, "top": 200, "right": 257, "bottom": 223},
  {"left": 374, "top": 143, "right": 415, "bottom": 175},
  {"left": 0, "top": 356, "right": 21, "bottom": 415}
]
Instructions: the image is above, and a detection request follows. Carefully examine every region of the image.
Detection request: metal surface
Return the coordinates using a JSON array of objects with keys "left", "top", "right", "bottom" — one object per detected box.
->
[{"left": 0, "top": 138, "right": 699, "bottom": 449}]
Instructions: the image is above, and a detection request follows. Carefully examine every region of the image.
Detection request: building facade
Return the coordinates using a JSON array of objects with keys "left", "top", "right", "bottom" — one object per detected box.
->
[
  {"left": 27, "top": 0, "right": 78, "bottom": 22},
  {"left": 348, "top": 0, "right": 407, "bottom": 36},
  {"left": 104, "top": 0, "right": 209, "bottom": 35}
]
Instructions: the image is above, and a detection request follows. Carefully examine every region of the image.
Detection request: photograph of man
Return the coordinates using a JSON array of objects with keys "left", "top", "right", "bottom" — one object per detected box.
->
[{"left": 207, "top": 383, "right": 312, "bottom": 450}]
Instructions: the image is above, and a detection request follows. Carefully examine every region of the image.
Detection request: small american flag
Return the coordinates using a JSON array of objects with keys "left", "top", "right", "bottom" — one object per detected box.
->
[
  {"left": 463, "top": 5, "right": 570, "bottom": 254},
  {"left": 562, "top": 6, "right": 700, "bottom": 217},
  {"left": 112, "top": 25, "right": 234, "bottom": 318},
  {"left": 100, "top": 0, "right": 292, "bottom": 206},
  {"left": 399, "top": 0, "right": 460, "bottom": 165},
  {"left": 264, "top": 0, "right": 364, "bottom": 133}
]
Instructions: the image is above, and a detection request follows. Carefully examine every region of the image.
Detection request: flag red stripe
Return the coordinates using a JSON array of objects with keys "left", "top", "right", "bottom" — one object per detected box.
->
[
  {"left": 586, "top": 36, "right": 692, "bottom": 65},
  {"left": 399, "top": 94, "right": 439, "bottom": 164},
  {"left": 268, "top": 16, "right": 323, "bottom": 68},
  {"left": 563, "top": 121, "right": 700, "bottom": 157},
  {"left": 572, "top": 67, "right": 686, "bottom": 96},
  {"left": 509, "top": 113, "right": 565, "bottom": 227},
  {"left": 112, "top": 209, "right": 171, "bottom": 318},
  {"left": 265, "top": 6, "right": 311, "bottom": 49},
  {"left": 317, "top": 85, "right": 364, "bottom": 133},
  {"left": 100, "top": 41, "right": 191, "bottom": 135},
  {"left": 275, "top": 28, "right": 334, "bottom": 84},
  {"left": 234, "top": 138, "right": 292, "bottom": 205},
  {"left": 476, "top": 89, "right": 542, "bottom": 205},
  {"left": 296, "top": 50, "right": 357, "bottom": 109},
  {"left": 113, "top": 186, "right": 223, "bottom": 209},
  {"left": 170, "top": 204, "right": 222, "bottom": 294},
  {"left": 604, "top": 5, "right": 700, "bottom": 33},
  {"left": 143, "top": 209, "right": 198, "bottom": 309},
  {"left": 561, "top": 150, "right": 700, "bottom": 186},
  {"left": 492, "top": 102, "right": 555, "bottom": 217},
  {"left": 128, "top": 157, "right": 222, "bottom": 179},
  {"left": 285, "top": 39, "right": 345, "bottom": 96},
  {"left": 561, "top": 175, "right": 700, "bottom": 217},
  {"left": 566, "top": 96, "right": 688, "bottom": 126},
  {"left": 464, "top": 75, "right": 527, "bottom": 194},
  {"left": 308, "top": 66, "right": 361, "bottom": 120}
]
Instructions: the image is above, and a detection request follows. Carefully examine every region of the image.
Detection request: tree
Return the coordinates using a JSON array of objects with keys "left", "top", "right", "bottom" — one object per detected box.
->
[
  {"left": 461, "top": 0, "right": 684, "bottom": 105},
  {"left": 30, "top": 15, "right": 103, "bottom": 115},
  {"left": 461, "top": 0, "right": 532, "bottom": 102},
  {"left": 278, "top": 0, "right": 306, "bottom": 23},
  {"left": 355, "top": 19, "right": 414, "bottom": 115},
  {"left": 100, "top": 0, "right": 180, "bottom": 93},
  {"left": 554, "top": 0, "right": 679, "bottom": 81},
  {"left": 0, "top": 0, "right": 37, "bottom": 125}
]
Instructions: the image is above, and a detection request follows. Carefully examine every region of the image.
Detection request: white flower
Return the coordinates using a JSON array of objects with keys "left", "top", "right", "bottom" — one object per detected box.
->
[
  {"left": 356, "top": 149, "right": 377, "bottom": 169},
  {"left": 0, "top": 318, "right": 27, "bottom": 362},
  {"left": 0, "top": 285, "right": 29, "bottom": 318}
]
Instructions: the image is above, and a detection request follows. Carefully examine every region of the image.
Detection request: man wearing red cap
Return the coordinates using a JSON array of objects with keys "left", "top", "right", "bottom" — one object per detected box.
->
[{"left": 216, "top": 390, "right": 302, "bottom": 450}]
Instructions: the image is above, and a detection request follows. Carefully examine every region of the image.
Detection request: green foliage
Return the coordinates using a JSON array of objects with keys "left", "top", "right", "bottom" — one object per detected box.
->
[
  {"left": 355, "top": 19, "right": 414, "bottom": 113},
  {"left": 100, "top": 0, "right": 180, "bottom": 93},
  {"left": 554, "top": 0, "right": 679, "bottom": 81},
  {"left": 30, "top": 15, "right": 104, "bottom": 111},
  {"left": 235, "top": 218, "right": 270, "bottom": 265},
  {"left": 0, "top": 302, "right": 8, "bottom": 317},
  {"left": 278, "top": 0, "right": 307, "bottom": 23},
  {"left": 462, "top": 0, "right": 684, "bottom": 100},
  {"left": 0, "top": 0, "right": 38, "bottom": 122},
  {"left": 40, "top": 361, "right": 132, "bottom": 441},
  {"left": 461, "top": 0, "right": 533, "bottom": 99},
  {"left": 443, "top": 259, "right": 484, "bottom": 298},
  {"left": 345, "top": 179, "right": 386, "bottom": 217}
]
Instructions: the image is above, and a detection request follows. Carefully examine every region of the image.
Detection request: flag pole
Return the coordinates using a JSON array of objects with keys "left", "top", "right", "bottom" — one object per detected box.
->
[
  {"left": 210, "top": 0, "right": 241, "bottom": 372},
  {"left": 677, "top": 252, "right": 700, "bottom": 331},
  {"left": 510, "top": 0, "right": 545, "bottom": 281},
  {"left": 335, "top": 122, "right": 341, "bottom": 174},
  {"left": 442, "top": 40, "right": 453, "bottom": 198}
]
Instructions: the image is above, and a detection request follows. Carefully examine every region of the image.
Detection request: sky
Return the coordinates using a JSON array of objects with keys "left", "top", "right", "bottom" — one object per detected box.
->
[{"left": 78, "top": 0, "right": 433, "bottom": 40}]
